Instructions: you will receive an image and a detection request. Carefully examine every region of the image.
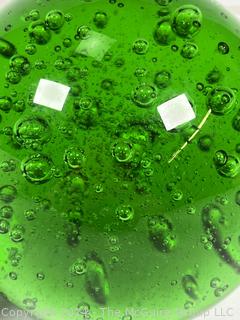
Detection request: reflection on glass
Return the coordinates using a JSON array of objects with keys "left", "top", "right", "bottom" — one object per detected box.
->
[{"left": 75, "top": 31, "right": 116, "bottom": 61}]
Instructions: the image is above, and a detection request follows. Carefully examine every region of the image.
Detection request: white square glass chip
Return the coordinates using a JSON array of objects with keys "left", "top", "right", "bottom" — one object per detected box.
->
[
  {"left": 34, "top": 79, "right": 70, "bottom": 111},
  {"left": 157, "top": 94, "right": 196, "bottom": 131}
]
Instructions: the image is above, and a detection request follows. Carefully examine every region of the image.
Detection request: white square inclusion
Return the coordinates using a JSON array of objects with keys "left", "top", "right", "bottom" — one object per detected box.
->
[
  {"left": 157, "top": 94, "right": 196, "bottom": 131},
  {"left": 33, "top": 79, "right": 70, "bottom": 111}
]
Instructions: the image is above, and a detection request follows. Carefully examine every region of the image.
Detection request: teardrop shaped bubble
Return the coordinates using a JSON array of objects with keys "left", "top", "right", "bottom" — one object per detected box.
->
[
  {"left": 28, "top": 21, "right": 51, "bottom": 44},
  {"left": 85, "top": 253, "right": 109, "bottom": 305},
  {"left": 9, "top": 55, "right": 31, "bottom": 75},
  {"left": 207, "top": 87, "right": 236, "bottom": 115},
  {"left": 0, "top": 38, "right": 16, "bottom": 58},
  {"left": 182, "top": 275, "right": 199, "bottom": 300}
]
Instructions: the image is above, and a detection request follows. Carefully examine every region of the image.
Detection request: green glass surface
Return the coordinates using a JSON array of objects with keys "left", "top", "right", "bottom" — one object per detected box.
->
[{"left": 0, "top": 0, "right": 240, "bottom": 319}]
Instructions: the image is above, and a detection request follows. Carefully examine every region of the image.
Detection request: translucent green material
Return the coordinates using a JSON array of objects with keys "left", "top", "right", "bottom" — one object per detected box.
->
[{"left": 0, "top": 0, "right": 240, "bottom": 319}]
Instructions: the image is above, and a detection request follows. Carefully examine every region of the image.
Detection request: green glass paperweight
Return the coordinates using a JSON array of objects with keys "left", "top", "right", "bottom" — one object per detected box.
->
[{"left": 1, "top": 0, "right": 240, "bottom": 319}]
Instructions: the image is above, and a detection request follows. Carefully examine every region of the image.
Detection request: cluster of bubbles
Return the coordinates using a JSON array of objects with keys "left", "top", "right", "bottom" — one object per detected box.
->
[
  {"left": 210, "top": 277, "right": 229, "bottom": 298},
  {"left": 202, "top": 204, "right": 240, "bottom": 273},
  {"left": 193, "top": 56, "right": 239, "bottom": 181},
  {"left": 8, "top": 247, "right": 22, "bottom": 267},
  {"left": 73, "top": 96, "right": 98, "bottom": 128},
  {"left": 111, "top": 134, "right": 157, "bottom": 194},
  {"left": 200, "top": 229, "right": 214, "bottom": 251},
  {"left": 207, "top": 87, "right": 236, "bottom": 115},
  {"left": 0, "top": 203, "right": 14, "bottom": 234},
  {"left": 13, "top": 116, "right": 51, "bottom": 149},
  {"left": 172, "top": 6, "right": 202, "bottom": 38},
  {"left": 28, "top": 10, "right": 65, "bottom": 45},
  {"left": 74, "top": 10, "right": 108, "bottom": 49},
  {"left": 0, "top": 186, "right": 25, "bottom": 243},
  {"left": 148, "top": 215, "right": 176, "bottom": 252},
  {"left": 23, "top": 298, "right": 37, "bottom": 311},
  {"left": 129, "top": 3, "right": 204, "bottom": 124},
  {"left": 214, "top": 150, "right": 240, "bottom": 178},
  {"left": 108, "top": 234, "right": 120, "bottom": 265},
  {"left": 154, "top": 5, "right": 202, "bottom": 48},
  {"left": 4, "top": 53, "right": 31, "bottom": 85}
]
